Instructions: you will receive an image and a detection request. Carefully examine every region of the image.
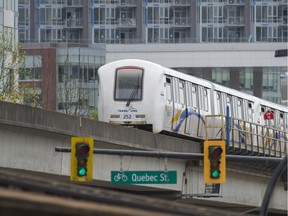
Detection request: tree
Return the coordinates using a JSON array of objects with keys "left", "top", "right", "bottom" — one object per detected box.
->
[
  {"left": 0, "top": 30, "right": 39, "bottom": 105},
  {"left": 57, "top": 47, "right": 98, "bottom": 117}
]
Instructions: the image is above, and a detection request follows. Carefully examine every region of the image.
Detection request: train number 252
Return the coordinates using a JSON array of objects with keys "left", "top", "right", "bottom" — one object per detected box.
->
[{"left": 123, "top": 114, "right": 132, "bottom": 119}]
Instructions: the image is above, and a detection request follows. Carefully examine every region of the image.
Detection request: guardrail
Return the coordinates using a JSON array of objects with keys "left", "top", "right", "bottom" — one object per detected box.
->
[{"left": 205, "top": 115, "right": 287, "bottom": 157}]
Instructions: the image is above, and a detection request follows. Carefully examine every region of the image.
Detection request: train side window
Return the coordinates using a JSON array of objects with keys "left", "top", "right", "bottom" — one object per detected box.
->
[
  {"left": 227, "top": 96, "right": 231, "bottom": 103},
  {"left": 261, "top": 106, "right": 265, "bottom": 113},
  {"left": 166, "top": 77, "right": 172, "bottom": 101},
  {"left": 179, "top": 80, "right": 185, "bottom": 105},
  {"left": 166, "top": 77, "right": 171, "bottom": 84}
]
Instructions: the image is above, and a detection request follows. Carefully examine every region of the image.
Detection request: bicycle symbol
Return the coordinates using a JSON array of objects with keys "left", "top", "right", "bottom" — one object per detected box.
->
[{"left": 113, "top": 172, "right": 128, "bottom": 182}]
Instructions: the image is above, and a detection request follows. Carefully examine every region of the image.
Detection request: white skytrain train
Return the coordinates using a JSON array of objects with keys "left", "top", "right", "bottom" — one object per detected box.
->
[{"left": 98, "top": 59, "right": 288, "bottom": 155}]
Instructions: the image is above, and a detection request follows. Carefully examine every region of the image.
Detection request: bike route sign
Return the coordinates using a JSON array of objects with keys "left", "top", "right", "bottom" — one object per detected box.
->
[{"left": 111, "top": 171, "right": 177, "bottom": 184}]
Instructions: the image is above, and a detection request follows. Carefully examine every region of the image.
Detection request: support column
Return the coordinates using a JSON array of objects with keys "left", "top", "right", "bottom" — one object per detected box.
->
[
  {"left": 253, "top": 67, "right": 263, "bottom": 98},
  {"left": 202, "top": 68, "right": 212, "bottom": 81},
  {"left": 230, "top": 68, "right": 240, "bottom": 91}
]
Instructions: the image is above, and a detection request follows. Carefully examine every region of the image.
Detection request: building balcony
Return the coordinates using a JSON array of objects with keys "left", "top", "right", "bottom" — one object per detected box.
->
[
  {"left": 117, "top": 18, "right": 137, "bottom": 28},
  {"left": 63, "top": 18, "right": 83, "bottom": 28},
  {"left": 279, "top": 0, "right": 288, "bottom": 5},
  {"left": 117, "top": 0, "right": 137, "bottom": 7},
  {"left": 225, "top": 17, "right": 245, "bottom": 25},
  {"left": 38, "top": 19, "right": 83, "bottom": 29},
  {"left": 171, "top": 0, "right": 190, "bottom": 6},
  {"left": 62, "top": 0, "right": 83, "bottom": 7},
  {"left": 224, "top": 0, "right": 245, "bottom": 5},
  {"left": 172, "top": 18, "right": 190, "bottom": 27},
  {"left": 201, "top": 17, "right": 244, "bottom": 26},
  {"left": 256, "top": 18, "right": 287, "bottom": 24}
]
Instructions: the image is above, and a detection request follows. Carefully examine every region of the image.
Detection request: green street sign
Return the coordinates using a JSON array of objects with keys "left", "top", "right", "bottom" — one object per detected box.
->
[{"left": 111, "top": 171, "right": 177, "bottom": 184}]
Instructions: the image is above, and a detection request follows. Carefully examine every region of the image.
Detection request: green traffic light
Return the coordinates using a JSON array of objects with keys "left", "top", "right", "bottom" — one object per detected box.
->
[
  {"left": 211, "top": 170, "right": 220, "bottom": 178},
  {"left": 78, "top": 168, "right": 87, "bottom": 176}
]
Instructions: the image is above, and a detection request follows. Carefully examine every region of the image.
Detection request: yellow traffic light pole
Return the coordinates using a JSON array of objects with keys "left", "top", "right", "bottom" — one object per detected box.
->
[{"left": 71, "top": 137, "right": 94, "bottom": 182}]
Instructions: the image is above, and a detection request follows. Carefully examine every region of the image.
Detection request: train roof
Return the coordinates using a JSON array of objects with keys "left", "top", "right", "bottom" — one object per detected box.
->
[{"left": 100, "top": 59, "right": 163, "bottom": 72}]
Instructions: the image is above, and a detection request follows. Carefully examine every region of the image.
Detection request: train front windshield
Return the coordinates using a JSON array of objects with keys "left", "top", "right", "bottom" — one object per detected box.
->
[{"left": 114, "top": 68, "right": 143, "bottom": 102}]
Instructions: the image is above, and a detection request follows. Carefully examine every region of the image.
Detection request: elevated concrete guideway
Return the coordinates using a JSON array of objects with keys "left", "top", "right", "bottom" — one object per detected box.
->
[{"left": 0, "top": 101, "right": 286, "bottom": 214}]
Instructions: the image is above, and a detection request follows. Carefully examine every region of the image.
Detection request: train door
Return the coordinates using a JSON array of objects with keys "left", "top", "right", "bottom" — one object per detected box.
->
[
  {"left": 234, "top": 97, "right": 244, "bottom": 120},
  {"left": 164, "top": 76, "right": 173, "bottom": 131},
  {"left": 264, "top": 107, "right": 275, "bottom": 128},
  {"left": 171, "top": 77, "right": 187, "bottom": 133},
  {"left": 215, "top": 91, "right": 223, "bottom": 115},
  {"left": 279, "top": 112, "right": 284, "bottom": 131},
  {"left": 284, "top": 113, "right": 288, "bottom": 133},
  {"left": 185, "top": 82, "right": 200, "bottom": 136},
  {"left": 284, "top": 113, "right": 288, "bottom": 148},
  {"left": 274, "top": 110, "right": 280, "bottom": 130},
  {"left": 232, "top": 96, "right": 242, "bottom": 120},
  {"left": 243, "top": 100, "right": 254, "bottom": 123},
  {"left": 198, "top": 86, "right": 210, "bottom": 138},
  {"left": 219, "top": 93, "right": 232, "bottom": 117},
  {"left": 220, "top": 93, "right": 225, "bottom": 115},
  {"left": 226, "top": 95, "right": 233, "bottom": 118},
  {"left": 279, "top": 112, "right": 287, "bottom": 156}
]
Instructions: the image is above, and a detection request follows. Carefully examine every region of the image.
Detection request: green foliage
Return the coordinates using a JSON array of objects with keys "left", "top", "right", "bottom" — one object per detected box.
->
[
  {"left": 90, "top": 108, "right": 98, "bottom": 120},
  {"left": 0, "top": 31, "right": 39, "bottom": 107}
]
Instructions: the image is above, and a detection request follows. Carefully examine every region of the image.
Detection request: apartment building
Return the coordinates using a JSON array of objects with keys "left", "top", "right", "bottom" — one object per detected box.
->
[
  {"left": 18, "top": 0, "right": 287, "bottom": 114},
  {"left": 19, "top": 0, "right": 287, "bottom": 44}
]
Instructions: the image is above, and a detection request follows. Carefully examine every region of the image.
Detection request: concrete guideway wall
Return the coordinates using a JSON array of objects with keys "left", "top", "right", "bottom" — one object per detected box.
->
[
  {"left": 0, "top": 101, "right": 198, "bottom": 152},
  {"left": 0, "top": 101, "right": 286, "bottom": 213}
]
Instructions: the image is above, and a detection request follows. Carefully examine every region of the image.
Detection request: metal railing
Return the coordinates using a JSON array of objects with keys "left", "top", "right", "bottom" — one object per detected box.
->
[{"left": 205, "top": 115, "right": 288, "bottom": 158}]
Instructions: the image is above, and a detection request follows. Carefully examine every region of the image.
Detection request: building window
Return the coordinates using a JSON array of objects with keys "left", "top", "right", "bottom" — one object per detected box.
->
[
  {"left": 20, "top": 56, "right": 42, "bottom": 80},
  {"left": 239, "top": 68, "right": 253, "bottom": 92},
  {"left": 263, "top": 68, "right": 279, "bottom": 92},
  {"left": 212, "top": 68, "right": 230, "bottom": 87}
]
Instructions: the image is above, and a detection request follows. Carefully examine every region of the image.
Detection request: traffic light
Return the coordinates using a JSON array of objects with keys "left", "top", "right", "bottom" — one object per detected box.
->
[
  {"left": 71, "top": 137, "right": 94, "bottom": 182},
  {"left": 204, "top": 140, "right": 226, "bottom": 184}
]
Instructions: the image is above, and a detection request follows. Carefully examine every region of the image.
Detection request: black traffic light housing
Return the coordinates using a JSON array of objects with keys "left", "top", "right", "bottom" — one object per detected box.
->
[
  {"left": 204, "top": 140, "right": 226, "bottom": 184},
  {"left": 76, "top": 143, "right": 90, "bottom": 177},
  {"left": 209, "top": 146, "right": 223, "bottom": 179}
]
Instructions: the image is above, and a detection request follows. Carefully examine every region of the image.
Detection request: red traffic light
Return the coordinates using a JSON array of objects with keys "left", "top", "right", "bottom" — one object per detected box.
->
[
  {"left": 209, "top": 146, "right": 223, "bottom": 159},
  {"left": 76, "top": 143, "right": 90, "bottom": 158}
]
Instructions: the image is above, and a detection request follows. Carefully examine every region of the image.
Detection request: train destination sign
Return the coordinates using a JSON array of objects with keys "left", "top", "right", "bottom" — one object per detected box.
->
[{"left": 111, "top": 171, "right": 177, "bottom": 184}]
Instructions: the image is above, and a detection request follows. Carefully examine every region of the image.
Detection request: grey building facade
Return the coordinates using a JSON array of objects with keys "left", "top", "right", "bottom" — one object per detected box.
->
[
  {"left": 18, "top": 0, "right": 287, "bottom": 113},
  {"left": 19, "top": 0, "right": 287, "bottom": 44}
]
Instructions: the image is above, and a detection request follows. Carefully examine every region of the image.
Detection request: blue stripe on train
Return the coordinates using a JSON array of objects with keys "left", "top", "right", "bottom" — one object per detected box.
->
[{"left": 173, "top": 108, "right": 205, "bottom": 133}]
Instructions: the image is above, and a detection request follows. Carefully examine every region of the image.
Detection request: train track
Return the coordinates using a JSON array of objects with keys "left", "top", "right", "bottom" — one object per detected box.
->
[{"left": 0, "top": 168, "right": 243, "bottom": 216}]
